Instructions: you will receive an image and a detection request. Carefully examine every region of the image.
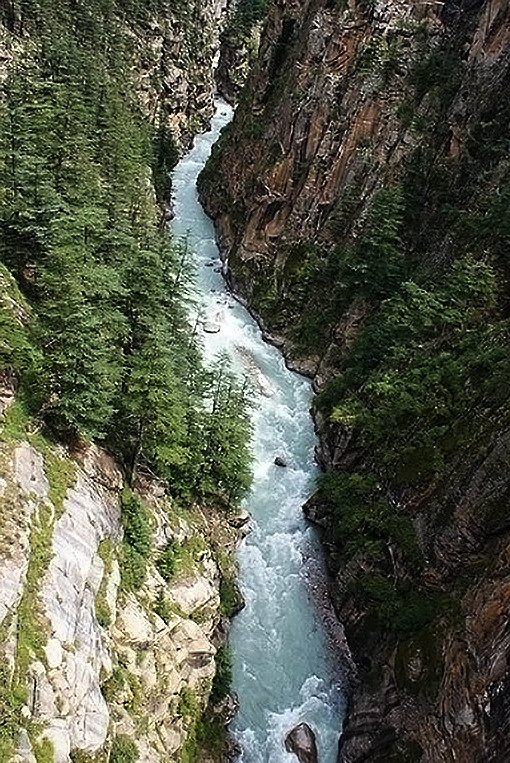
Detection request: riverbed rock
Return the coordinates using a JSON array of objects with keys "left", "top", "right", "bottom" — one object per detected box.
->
[
  {"left": 274, "top": 456, "right": 287, "bottom": 468},
  {"left": 284, "top": 723, "right": 318, "bottom": 763},
  {"left": 203, "top": 321, "right": 221, "bottom": 333},
  {"left": 228, "top": 509, "right": 251, "bottom": 530}
]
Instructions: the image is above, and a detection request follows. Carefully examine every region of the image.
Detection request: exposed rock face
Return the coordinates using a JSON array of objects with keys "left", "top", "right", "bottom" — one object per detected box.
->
[
  {"left": 215, "top": 1, "right": 264, "bottom": 103},
  {"left": 37, "top": 460, "right": 121, "bottom": 757},
  {"left": 0, "top": 433, "right": 241, "bottom": 762},
  {"left": 131, "top": 0, "right": 230, "bottom": 148},
  {"left": 199, "top": 0, "right": 510, "bottom": 760},
  {"left": 285, "top": 722, "right": 319, "bottom": 763}
]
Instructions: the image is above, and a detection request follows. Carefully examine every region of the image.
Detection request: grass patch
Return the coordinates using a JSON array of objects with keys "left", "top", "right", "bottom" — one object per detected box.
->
[
  {"left": 102, "top": 667, "right": 143, "bottom": 716},
  {"left": 214, "top": 549, "right": 243, "bottom": 617},
  {"left": 30, "top": 434, "right": 77, "bottom": 517},
  {"left": 176, "top": 686, "right": 228, "bottom": 763},
  {"left": 14, "top": 499, "right": 54, "bottom": 683},
  {"left": 152, "top": 587, "right": 186, "bottom": 623},
  {"left": 110, "top": 736, "right": 138, "bottom": 763},
  {"left": 156, "top": 535, "right": 208, "bottom": 582},
  {"left": 95, "top": 539, "right": 114, "bottom": 628},
  {"left": 0, "top": 492, "right": 57, "bottom": 759},
  {"left": 0, "top": 661, "right": 26, "bottom": 763},
  {"left": 211, "top": 644, "right": 232, "bottom": 703},
  {"left": 33, "top": 737, "right": 55, "bottom": 763},
  {"left": 0, "top": 397, "right": 30, "bottom": 442}
]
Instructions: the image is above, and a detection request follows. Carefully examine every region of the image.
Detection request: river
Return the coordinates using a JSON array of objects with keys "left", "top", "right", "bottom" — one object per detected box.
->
[{"left": 171, "top": 102, "right": 344, "bottom": 763}]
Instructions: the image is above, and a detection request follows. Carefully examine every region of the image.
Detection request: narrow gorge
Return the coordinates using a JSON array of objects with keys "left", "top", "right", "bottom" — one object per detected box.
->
[
  {"left": 172, "top": 104, "right": 344, "bottom": 762},
  {"left": 199, "top": 0, "right": 510, "bottom": 761},
  {"left": 1, "top": 0, "right": 510, "bottom": 762}
]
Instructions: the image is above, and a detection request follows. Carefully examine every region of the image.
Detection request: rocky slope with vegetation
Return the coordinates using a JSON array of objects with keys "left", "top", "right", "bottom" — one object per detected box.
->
[
  {"left": 215, "top": 0, "right": 268, "bottom": 103},
  {"left": 0, "top": 1, "right": 252, "bottom": 762},
  {"left": 199, "top": 0, "right": 510, "bottom": 760}
]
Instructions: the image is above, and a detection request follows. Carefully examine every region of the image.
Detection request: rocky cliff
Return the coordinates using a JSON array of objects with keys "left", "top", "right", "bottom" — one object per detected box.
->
[
  {"left": 199, "top": 0, "right": 510, "bottom": 760},
  {"left": 131, "top": 0, "right": 229, "bottom": 149},
  {"left": 0, "top": 415, "right": 244, "bottom": 763},
  {"left": 215, "top": 0, "right": 267, "bottom": 103}
]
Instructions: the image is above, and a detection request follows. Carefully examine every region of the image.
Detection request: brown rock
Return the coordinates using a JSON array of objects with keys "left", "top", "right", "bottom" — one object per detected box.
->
[{"left": 284, "top": 723, "right": 318, "bottom": 763}]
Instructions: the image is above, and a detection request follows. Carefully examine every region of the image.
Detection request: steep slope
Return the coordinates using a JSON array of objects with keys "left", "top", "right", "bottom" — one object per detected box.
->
[
  {"left": 0, "top": 379, "right": 243, "bottom": 763},
  {"left": 199, "top": 0, "right": 510, "bottom": 760},
  {"left": 0, "top": 2, "right": 251, "bottom": 762},
  {"left": 215, "top": 0, "right": 268, "bottom": 102}
]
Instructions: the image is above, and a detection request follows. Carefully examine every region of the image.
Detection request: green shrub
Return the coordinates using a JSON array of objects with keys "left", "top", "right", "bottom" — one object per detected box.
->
[
  {"left": 155, "top": 541, "right": 178, "bottom": 581},
  {"left": 119, "top": 488, "right": 151, "bottom": 591},
  {"left": 211, "top": 644, "right": 232, "bottom": 703},
  {"left": 95, "top": 598, "right": 112, "bottom": 628},
  {"left": 119, "top": 544, "right": 147, "bottom": 592},
  {"left": 348, "top": 574, "right": 444, "bottom": 635},
  {"left": 177, "top": 687, "right": 199, "bottom": 719},
  {"left": 219, "top": 576, "right": 243, "bottom": 617},
  {"left": 317, "top": 471, "right": 422, "bottom": 568},
  {"left": 121, "top": 488, "right": 151, "bottom": 558},
  {"left": 0, "top": 397, "right": 29, "bottom": 441},
  {"left": 110, "top": 737, "right": 138, "bottom": 763},
  {"left": 153, "top": 587, "right": 181, "bottom": 623}
]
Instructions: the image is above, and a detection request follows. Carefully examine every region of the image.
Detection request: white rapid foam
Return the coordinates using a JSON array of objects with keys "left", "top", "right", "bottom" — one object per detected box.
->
[{"left": 171, "top": 101, "right": 344, "bottom": 762}]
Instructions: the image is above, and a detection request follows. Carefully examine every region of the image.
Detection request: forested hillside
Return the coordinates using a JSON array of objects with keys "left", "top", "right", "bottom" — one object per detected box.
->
[
  {"left": 199, "top": 0, "right": 510, "bottom": 760},
  {"left": 0, "top": 0, "right": 251, "bottom": 501},
  {"left": 0, "top": 2, "right": 253, "bottom": 762}
]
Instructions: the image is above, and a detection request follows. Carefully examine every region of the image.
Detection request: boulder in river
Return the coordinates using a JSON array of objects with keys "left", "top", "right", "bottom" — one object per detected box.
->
[
  {"left": 284, "top": 723, "right": 318, "bottom": 763},
  {"left": 203, "top": 321, "right": 220, "bottom": 334},
  {"left": 274, "top": 456, "right": 287, "bottom": 467}
]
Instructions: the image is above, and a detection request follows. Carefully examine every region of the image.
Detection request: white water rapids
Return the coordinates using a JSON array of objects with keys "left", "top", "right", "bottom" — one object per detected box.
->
[{"left": 171, "top": 102, "right": 344, "bottom": 762}]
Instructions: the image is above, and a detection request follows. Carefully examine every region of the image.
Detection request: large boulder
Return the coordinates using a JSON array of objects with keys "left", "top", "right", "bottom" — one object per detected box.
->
[{"left": 284, "top": 723, "right": 318, "bottom": 763}]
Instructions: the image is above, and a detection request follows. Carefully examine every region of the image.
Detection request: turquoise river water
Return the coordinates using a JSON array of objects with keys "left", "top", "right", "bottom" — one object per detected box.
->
[{"left": 171, "top": 102, "right": 344, "bottom": 763}]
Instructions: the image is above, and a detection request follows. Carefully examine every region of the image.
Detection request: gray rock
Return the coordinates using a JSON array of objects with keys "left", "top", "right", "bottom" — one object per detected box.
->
[
  {"left": 228, "top": 509, "right": 250, "bottom": 530},
  {"left": 45, "top": 638, "right": 63, "bottom": 669},
  {"left": 203, "top": 321, "right": 221, "bottom": 333},
  {"left": 284, "top": 723, "right": 318, "bottom": 763},
  {"left": 274, "top": 456, "right": 287, "bottom": 468}
]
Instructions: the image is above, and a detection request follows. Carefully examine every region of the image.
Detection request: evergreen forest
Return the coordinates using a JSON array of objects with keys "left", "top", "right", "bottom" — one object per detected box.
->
[{"left": 0, "top": 0, "right": 252, "bottom": 506}]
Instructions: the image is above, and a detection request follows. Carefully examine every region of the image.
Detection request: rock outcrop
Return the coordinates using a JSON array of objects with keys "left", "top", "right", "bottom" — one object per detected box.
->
[
  {"left": 0, "top": 428, "right": 241, "bottom": 762},
  {"left": 131, "top": 0, "right": 230, "bottom": 149}
]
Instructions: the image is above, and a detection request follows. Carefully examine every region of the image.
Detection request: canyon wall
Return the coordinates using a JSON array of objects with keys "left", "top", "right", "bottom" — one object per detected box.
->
[
  {"left": 199, "top": 0, "right": 510, "bottom": 760},
  {"left": 0, "top": 268, "right": 245, "bottom": 762}
]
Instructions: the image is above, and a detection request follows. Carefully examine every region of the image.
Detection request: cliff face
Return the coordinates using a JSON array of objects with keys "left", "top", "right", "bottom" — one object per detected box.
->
[
  {"left": 131, "top": 0, "right": 229, "bottom": 148},
  {"left": 215, "top": 0, "right": 265, "bottom": 103},
  {"left": 199, "top": 0, "right": 510, "bottom": 760},
  {"left": 0, "top": 426, "right": 242, "bottom": 763}
]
